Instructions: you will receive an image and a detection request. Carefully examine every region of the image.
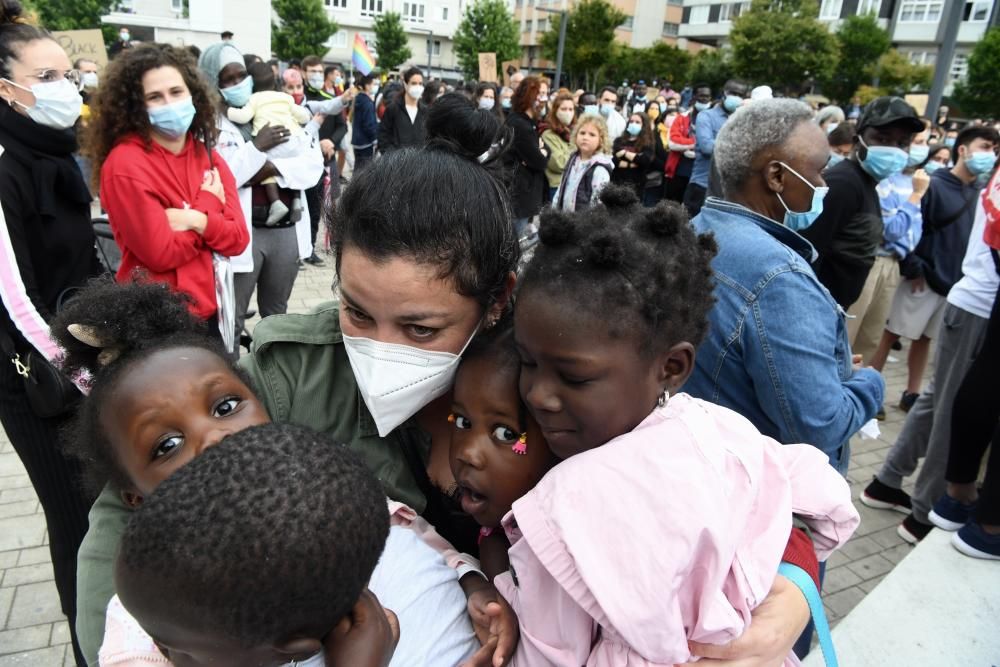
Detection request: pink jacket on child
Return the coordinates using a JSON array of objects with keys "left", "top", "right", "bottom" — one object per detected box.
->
[{"left": 496, "top": 393, "right": 860, "bottom": 667}]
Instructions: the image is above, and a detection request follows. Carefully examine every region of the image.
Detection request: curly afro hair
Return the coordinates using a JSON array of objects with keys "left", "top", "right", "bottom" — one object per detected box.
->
[
  {"left": 49, "top": 277, "right": 247, "bottom": 494},
  {"left": 115, "top": 423, "right": 389, "bottom": 648},
  {"left": 84, "top": 43, "right": 219, "bottom": 191},
  {"left": 517, "top": 184, "right": 718, "bottom": 356}
]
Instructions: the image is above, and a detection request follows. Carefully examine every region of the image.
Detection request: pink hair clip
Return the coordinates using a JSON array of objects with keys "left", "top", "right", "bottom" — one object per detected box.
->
[{"left": 512, "top": 433, "right": 527, "bottom": 455}]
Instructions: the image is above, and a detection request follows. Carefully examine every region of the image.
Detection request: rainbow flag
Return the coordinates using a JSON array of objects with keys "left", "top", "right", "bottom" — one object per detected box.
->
[{"left": 352, "top": 33, "right": 376, "bottom": 76}]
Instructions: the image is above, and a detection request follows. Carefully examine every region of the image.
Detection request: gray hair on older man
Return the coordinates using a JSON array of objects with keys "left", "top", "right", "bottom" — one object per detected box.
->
[{"left": 714, "top": 98, "right": 815, "bottom": 198}]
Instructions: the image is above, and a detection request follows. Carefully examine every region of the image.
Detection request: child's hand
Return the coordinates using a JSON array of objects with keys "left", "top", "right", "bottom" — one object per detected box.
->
[
  {"left": 463, "top": 580, "right": 518, "bottom": 667},
  {"left": 324, "top": 589, "right": 399, "bottom": 667},
  {"left": 200, "top": 168, "right": 225, "bottom": 204}
]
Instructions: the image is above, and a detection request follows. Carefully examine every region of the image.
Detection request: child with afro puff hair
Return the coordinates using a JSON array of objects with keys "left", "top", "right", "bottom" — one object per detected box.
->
[
  {"left": 496, "top": 185, "right": 861, "bottom": 665},
  {"left": 47, "top": 278, "right": 480, "bottom": 666}
]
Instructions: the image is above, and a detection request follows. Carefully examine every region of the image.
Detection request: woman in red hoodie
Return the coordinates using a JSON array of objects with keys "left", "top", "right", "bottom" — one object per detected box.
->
[{"left": 87, "top": 44, "right": 248, "bottom": 327}]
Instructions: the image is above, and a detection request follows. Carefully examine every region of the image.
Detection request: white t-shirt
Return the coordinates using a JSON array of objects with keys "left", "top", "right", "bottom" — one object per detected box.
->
[
  {"left": 405, "top": 103, "right": 419, "bottom": 124},
  {"left": 947, "top": 199, "right": 999, "bottom": 320}
]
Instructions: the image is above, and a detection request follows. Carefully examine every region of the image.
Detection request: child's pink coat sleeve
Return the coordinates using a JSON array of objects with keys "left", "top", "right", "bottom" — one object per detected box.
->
[
  {"left": 98, "top": 596, "right": 169, "bottom": 665},
  {"left": 387, "top": 500, "right": 482, "bottom": 579}
]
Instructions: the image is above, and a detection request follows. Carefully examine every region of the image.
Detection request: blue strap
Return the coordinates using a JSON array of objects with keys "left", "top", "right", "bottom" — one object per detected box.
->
[{"left": 778, "top": 562, "right": 838, "bottom": 667}]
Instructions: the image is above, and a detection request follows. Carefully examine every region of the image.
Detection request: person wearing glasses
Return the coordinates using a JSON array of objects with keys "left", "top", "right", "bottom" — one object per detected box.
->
[{"left": 0, "top": 4, "right": 103, "bottom": 665}]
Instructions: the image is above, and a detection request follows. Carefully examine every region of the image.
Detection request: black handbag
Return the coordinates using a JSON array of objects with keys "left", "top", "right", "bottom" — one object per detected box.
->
[{"left": 0, "top": 328, "right": 81, "bottom": 418}]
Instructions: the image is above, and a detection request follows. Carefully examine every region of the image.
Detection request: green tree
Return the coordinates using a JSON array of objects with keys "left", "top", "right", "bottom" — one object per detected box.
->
[
  {"left": 687, "top": 49, "right": 735, "bottom": 93},
  {"left": 873, "top": 49, "right": 932, "bottom": 94},
  {"left": 953, "top": 27, "right": 1000, "bottom": 117},
  {"left": 729, "top": 0, "right": 838, "bottom": 94},
  {"left": 372, "top": 12, "right": 412, "bottom": 73},
  {"left": 24, "top": 0, "right": 119, "bottom": 50},
  {"left": 453, "top": 0, "right": 521, "bottom": 80},
  {"left": 539, "top": 0, "right": 625, "bottom": 90},
  {"left": 271, "top": 0, "right": 338, "bottom": 62},
  {"left": 607, "top": 43, "right": 690, "bottom": 88},
  {"left": 821, "top": 13, "right": 891, "bottom": 103}
]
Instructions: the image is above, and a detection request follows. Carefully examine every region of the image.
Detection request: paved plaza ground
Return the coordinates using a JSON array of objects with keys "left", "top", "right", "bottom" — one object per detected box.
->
[{"left": 0, "top": 258, "right": 931, "bottom": 665}]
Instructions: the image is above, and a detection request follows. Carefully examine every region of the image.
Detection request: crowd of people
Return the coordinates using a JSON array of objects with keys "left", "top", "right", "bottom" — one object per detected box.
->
[{"left": 1, "top": 0, "right": 999, "bottom": 665}]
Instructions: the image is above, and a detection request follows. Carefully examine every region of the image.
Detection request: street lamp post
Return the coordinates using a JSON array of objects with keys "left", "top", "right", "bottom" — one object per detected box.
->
[
  {"left": 410, "top": 27, "right": 434, "bottom": 78},
  {"left": 536, "top": 7, "right": 567, "bottom": 90}
]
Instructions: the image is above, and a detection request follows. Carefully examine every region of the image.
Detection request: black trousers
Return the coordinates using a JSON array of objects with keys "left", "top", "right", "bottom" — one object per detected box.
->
[
  {"left": 0, "top": 360, "right": 93, "bottom": 665},
  {"left": 946, "top": 286, "right": 1000, "bottom": 525},
  {"left": 663, "top": 174, "right": 689, "bottom": 204}
]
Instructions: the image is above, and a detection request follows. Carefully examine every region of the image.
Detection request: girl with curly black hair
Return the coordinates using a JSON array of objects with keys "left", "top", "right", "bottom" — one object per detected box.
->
[{"left": 85, "top": 43, "right": 248, "bottom": 330}]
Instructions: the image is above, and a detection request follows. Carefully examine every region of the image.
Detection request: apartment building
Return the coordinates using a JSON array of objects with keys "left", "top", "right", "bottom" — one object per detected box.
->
[
  {"left": 513, "top": 0, "right": 689, "bottom": 72},
  {"left": 102, "top": 0, "right": 272, "bottom": 57},
  {"left": 319, "top": 0, "right": 464, "bottom": 78},
  {"left": 678, "top": 0, "right": 996, "bottom": 92}
]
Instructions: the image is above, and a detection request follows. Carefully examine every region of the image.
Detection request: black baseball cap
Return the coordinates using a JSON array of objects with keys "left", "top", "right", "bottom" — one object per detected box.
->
[{"left": 857, "top": 97, "right": 924, "bottom": 134}]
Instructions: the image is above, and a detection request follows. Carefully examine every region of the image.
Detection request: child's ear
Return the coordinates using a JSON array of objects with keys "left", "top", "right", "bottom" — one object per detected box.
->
[
  {"left": 120, "top": 489, "right": 145, "bottom": 509},
  {"left": 657, "top": 342, "right": 696, "bottom": 394},
  {"left": 273, "top": 636, "right": 323, "bottom": 660}
]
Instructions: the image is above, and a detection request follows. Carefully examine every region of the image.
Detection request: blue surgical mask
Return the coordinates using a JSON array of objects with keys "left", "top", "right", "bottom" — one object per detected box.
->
[
  {"left": 723, "top": 95, "right": 742, "bottom": 113},
  {"left": 659, "top": 102, "right": 667, "bottom": 113},
  {"left": 827, "top": 152, "right": 845, "bottom": 168},
  {"left": 599, "top": 103, "right": 614, "bottom": 117},
  {"left": 694, "top": 101, "right": 710, "bottom": 112},
  {"left": 966, "top": 151, "right": 997, "bottom": 176},
  {"left": 907, "top": 144, "right": 929, "bottom": 167},
  {"left": 334, "top": 76, "right": 344, "bottom": 86},
  {"left": 147, "top": 97, "right": 196, "bottom": 140},
  {"left": 626, "top": 122, "right": 641, "bottom": 136},
  {"left": 583, "top": 104, "right": 598, "bottom": 116},
  {"left": 858, "top": 136, "right": 908, "bottom": 181},
  {"left": 924, "top": 161, "right": 944, "bottom": 174},
  {"left": 220, "top": 76, "right": 253, "bottom": 108},
  {"left": 501, "top": 98, "right": 512, "bottom": 110},
  {"left": 776, "top": 161, "right": 828, "bottom": 232},
  {"left": 944, "top": 137, "right": 956, "bottom": 148}
]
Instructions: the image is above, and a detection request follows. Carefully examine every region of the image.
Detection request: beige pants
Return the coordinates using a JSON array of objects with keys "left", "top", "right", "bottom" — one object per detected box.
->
[{"left": 847, "top": 255, "right": 901, "bottom": 361}]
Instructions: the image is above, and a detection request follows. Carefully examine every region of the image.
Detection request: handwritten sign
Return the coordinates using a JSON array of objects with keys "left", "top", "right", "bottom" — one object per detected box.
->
[
  {"left": 51, "top": 30, "right": 108, "bottom": 71},
  {"left": 478, "top": 52, "right": 497, "bottom": 83},
  {"left": 501, "top": 60, "right": 520, "bottom": 88},
  {"left": 905, "top": 93, "right": 929, "bottom": 117}
]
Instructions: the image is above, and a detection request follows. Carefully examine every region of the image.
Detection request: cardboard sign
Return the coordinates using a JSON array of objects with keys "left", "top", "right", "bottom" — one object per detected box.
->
[
  {"left": 51, "top": 30, "right": 108, "bottom": 70},
  {"left": 478, "top": 52, "right": 497, "bottom": 83},
  {"left": 905, "top": 93, "right": 929, "bottom": 117},
  {"left": 502, "top": 59, "right": 520, "bottom": 88}
]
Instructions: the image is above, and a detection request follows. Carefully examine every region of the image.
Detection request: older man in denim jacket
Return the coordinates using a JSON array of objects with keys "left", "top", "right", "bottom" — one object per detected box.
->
[{"left": 683, "top": 99, "right": 885, "bottom": 474}]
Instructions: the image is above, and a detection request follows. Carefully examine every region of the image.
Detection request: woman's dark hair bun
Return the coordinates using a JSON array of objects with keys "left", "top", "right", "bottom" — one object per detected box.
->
[
  {"left": 0, "top": 0, "right": 27, "bottom": 25},
  {"left": 642, "top": 201, "right": 687, "bottom": 238},
  {"left": 586, "top": 232, "right": 625, "bottom": 269},
  {"left": 425, "top": 92, "right": 508, "bottom": 164},
  {"left": 597, "top": 183, "right": 639, "bottom": 211},
  {"left": 537, "top": 209, "right": 575, "bottom": 246}
]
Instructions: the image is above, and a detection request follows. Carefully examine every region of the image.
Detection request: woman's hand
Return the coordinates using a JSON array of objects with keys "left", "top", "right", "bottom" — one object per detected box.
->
[
  {"left": 686, "top": 574, "right": 809, "bottom": 666},
  {"left": 320, "top": 138, "right": 337, "bottom": 162},
  {"left": 164, "top": 208, "right": 208, "bottom": 234},
  {"left": 200, "top": 168, "right": 226, "bottom": 205},
  {"left": 323, "top": 589, "right": 399, "bottom": 667},
  {"left": 624, "top": 151, "right": 637, "bottom": 161},
  {"left": 253, "top": 123, "right": 290, "bottom": 152},
  {"left": 461, "top": 575, "right": 519, "bottom": 667}
]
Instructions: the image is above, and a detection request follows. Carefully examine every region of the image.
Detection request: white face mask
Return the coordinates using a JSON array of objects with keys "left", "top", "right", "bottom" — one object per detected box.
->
[
  {"left": 80, "top": 72, "right": 99, "bottom": 89},
  {"left": 343, "top": 324, "right": 480, "bottom": 437},
  {"left": 4, "top": 78, "right": 82, "bottom": 129},
  {"left": 307, "top": 73, "right": 325, "bottom": 90},
  {"left": 479, "top": 97, "right": 495, "bottom": 110},
  {"left": 407, "top": 84, "right": 424, "bottom": 100}
]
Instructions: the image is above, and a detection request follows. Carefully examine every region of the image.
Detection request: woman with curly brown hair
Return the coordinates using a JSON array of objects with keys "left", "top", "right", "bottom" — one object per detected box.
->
[{"left": 87, "top": 43, "right": 248, "bottom": 330}]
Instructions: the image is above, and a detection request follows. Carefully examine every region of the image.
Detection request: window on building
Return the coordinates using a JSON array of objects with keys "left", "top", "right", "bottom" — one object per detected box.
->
[
  {"left": 360, "top": 0, "right": 382, "bottom": 17},
  {"left": 907, "top": 50, "right": 937, "bottom": 65},
  {"left": 324, "top": 0, "right": 347, "bottom": 7},
  {"left": 963, "top": 1, "right": 989, "bottom": 20},
  {"left": 426, "top": 39, "right": 442, "bottom": 56},
  {"left": 950, "top": 53, "right": 968, "bottom": 81},
  {"left": 537, "top": 17, "right": 549, "bottom": 31},
  {"left": 620, "top": 15, "right": 634, "bottom": 29},
  {"left": 899, "top": 0, "right": 943, "bottom": 21},
  {"left": 819, "top": 0, "right": 843, "bottom": 19},
  {"left": 402, "top": 1, "right": 425, "bottom": 21},
  {"left": 442, "top": 6, "right": 449, "bottom": 19},
  {"left": 662, "top": 21, "right": 680, "bottom": 35},
  {"left": 668, "top": 0, "right": 683, "bottom": 4},
  {"left": 689, "top": 5, "right": 710, "bottom": 23},
  {"left": 718, "top": 3, "right": 732, "bottom": 21},
  {"left": 858, "top": 0, "right": 881, "bottom": 14},
  {"left": 170, "top": 0, "right": 182, "bottom": 11},
  {"left": 325, "top": 31, "right": 349, "bottom": 48}
]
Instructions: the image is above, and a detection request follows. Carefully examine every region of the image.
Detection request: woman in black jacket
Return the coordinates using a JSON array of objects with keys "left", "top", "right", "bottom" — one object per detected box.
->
[
  {"left": 503, "top": 75, "right": 550, "bottom": 238},
  {"left": 611, "top": 111, "right": 655, "bottom": 199},
  {"left": 377, "top": 66, "right": 426, "bottom": 154},
  {"left": 0, "top": 5, "right": 102, "bottom": 664}
]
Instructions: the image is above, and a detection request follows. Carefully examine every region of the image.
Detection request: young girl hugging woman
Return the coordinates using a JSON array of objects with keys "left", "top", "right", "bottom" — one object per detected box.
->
[
  {"left": 552, "top": 114, "right": 614, "bottom": 213},
  {"left": 610, "top": 111, "right": 655, "bottom": 198},
  {"left": 86, "top": 44, "right": 248, "bottom": 334},
  {"left": 47, "top": 279, "right": 481, "bottom": 667},
  {"left": 501, "top": 186, "right": 861, "bottom": 665}
]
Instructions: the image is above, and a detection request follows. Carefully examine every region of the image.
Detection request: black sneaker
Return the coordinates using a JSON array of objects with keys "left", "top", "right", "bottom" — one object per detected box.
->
[
  {"left": 897, "top": 514, "right": 933, "bottom": 544},
  {"left": 876, "top": 405, "right": 886, "bottom": 421},
  {"left": 861, "top": 477, "right": 912, "bottom": 513},
  {"left": 304, "top": 253, "right": 325, "bottom": 266},
  {"left": 891, "top": 340, "right": 903, "bottom": 351},
  {"left": 898, "top": 391, "right": 919, "bottom": 412}
]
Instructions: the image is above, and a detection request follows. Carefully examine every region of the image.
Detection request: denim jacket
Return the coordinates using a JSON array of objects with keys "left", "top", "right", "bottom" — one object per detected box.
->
[{"left": 684, "top": 198, "right": 885, "bottom": 472}]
